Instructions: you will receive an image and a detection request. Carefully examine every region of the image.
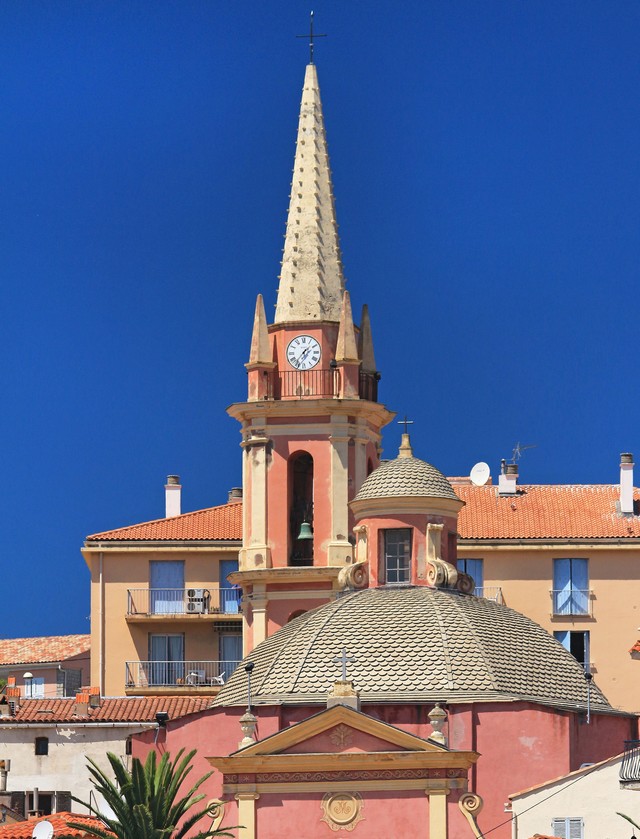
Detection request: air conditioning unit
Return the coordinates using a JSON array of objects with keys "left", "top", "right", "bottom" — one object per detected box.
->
[
  {"left": 187, "top": 600, "right": 206, "bottom": 614},
  {"left": 187, "top": 588, "right": 205, "bottom": 599}
]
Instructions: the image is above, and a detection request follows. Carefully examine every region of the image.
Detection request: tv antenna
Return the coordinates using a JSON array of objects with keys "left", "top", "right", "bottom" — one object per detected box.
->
[{"left": 511, "top": 442, "right": 537, "bottom": 463}]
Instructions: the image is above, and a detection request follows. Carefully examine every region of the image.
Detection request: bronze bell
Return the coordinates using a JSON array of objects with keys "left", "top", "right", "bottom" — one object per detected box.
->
[{"left": 297, "top": 521, "right": 313, "bottom": 540}]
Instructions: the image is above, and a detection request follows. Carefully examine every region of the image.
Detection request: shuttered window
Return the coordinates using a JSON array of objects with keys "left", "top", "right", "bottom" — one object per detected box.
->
[{"left": 552, "top": 817, "right": 583, "bottom": 839}]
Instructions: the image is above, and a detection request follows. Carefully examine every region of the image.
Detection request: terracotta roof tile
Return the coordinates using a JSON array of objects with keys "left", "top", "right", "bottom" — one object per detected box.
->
[
  {"left": 86, "top": 484, "right": 640, "bottom": 543},
  {"left": 0, "top": 636, "right": 90, "bottom": 666},
  {"left": 2, "top": 696, "right": 211, "bottom": 723},
  {"left": 86, "top": 502, "right": 242, "bottom": 542},
  {"left": 629, "top": 640, "right": 640, "bottom": 654},
  {"left": 456, "top": 484, "right": 640, "bottom": 540},
  {"left": 0, "top": 813, "right": 112, "bottom": 839}
]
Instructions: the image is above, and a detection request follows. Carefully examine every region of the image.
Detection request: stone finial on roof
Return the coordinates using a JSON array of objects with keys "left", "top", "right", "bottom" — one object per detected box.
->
[
  {"left": 428, "top": 703, "right": 447, "bottom": 746},
  {"left": 247, "top": 294, "right": 272, "bottom": 366},
  {"left": 238, "top": 710, "right": 257, "bottom": 749},
  {"left": 335, "top": 292, "right": 359, "bottom": 362},
  {"left": 274, "top": 63, "right": 345, "bottom": 323},
  {"left": 358, "top": 304, "right": 376, "bottom": 373},
  {"left": 398, "top": 433, "right": 413, "bottom": 459},
  {"left": 327, "top": 679, "right": 360, "bottom": 711}
]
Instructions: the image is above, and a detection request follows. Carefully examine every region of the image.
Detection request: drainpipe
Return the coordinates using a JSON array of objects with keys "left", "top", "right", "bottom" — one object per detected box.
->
[{"left": 99, "top": 551, "right": 105, "bottom": 697}]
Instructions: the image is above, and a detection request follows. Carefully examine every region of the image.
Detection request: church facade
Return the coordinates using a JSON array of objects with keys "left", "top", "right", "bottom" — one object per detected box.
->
[{"left": 83, "top": 60, "right": 639, "bottom": 838}]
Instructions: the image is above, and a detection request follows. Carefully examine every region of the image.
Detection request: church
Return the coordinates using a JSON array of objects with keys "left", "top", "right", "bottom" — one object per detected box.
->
[{"left": 82, "top": 59, "right": 638, "bottom": 839}]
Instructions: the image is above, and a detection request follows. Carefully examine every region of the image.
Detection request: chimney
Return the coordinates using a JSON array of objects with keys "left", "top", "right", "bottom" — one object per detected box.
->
[
  {"left": 498, "top": 461, "right": 518, "bottom": 496},
  {"left": 5, "top": 687, "right": 20, "bottom": 712},
  {"left": 74, "top": 692, "right": 89, "bottom": 716},
  {"left": 88, "top": 687, "right": 100, "bottom": 709},
  {"left": 620, "top": 453, "right": 635, "bottom": 515},
  {"left": 227, "top": 487, "right": 243, "bottom": 504},
  {"left": 165, "top": 475, "right": 181, "bottom": 518}
]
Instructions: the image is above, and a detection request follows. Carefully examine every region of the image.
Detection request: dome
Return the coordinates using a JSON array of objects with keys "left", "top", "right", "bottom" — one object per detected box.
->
[
  {"left": 355, "top": 455, "right": 459, "bottom": 502},
  {"left": 216, "top": 586, "right": 610, "bottom": 711}
]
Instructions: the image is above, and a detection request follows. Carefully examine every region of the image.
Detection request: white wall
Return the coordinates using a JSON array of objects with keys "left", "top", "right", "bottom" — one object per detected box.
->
[
  {"left": 511, "top": 755, "right": 640, "bottom": 839},
  {"left": 0, "top": 725, "right": 147, "bottom": 815}
]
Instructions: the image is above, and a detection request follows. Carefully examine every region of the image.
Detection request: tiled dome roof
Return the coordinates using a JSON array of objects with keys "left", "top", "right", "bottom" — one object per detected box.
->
[
  {"left": 216, "top": 586, "right": 611, "bottom": 710},
  {"left": 355, "top": 456, "right": 459, "bottom": 502}
]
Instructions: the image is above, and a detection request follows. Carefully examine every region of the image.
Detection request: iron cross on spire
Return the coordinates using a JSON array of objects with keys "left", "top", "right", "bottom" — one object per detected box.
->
[
  {"left": 333, "top": 648, "right": 355, "bottom": 681},
  {"left": 398, "top": 415, "right": 414, "bottom": 434},
  {"left": 296, "top": 11, "right": 327, "bottom": 64}
]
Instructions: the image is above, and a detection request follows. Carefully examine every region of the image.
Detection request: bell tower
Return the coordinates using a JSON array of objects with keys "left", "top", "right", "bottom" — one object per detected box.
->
[{"left": 227, "top": 62, "right": 394, "bottom": 652}]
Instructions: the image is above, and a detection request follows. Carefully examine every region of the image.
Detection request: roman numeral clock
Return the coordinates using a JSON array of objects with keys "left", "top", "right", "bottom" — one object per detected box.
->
[{"left": 286, "top": 335, "right": 321, "bottom": 370}]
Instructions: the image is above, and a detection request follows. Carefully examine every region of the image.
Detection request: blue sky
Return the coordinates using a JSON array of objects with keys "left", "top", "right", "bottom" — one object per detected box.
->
[{"left": 2, "top": 1, "right": 640, "bottom": 637}]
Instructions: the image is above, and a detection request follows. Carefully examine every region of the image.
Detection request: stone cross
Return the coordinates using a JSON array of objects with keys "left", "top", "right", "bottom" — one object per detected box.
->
[
  {"left": 333, "top": 648, "right": 355, "bottom": 681},
  {"left": 398, "top": 415, "right": 414, "bottom": 434}
]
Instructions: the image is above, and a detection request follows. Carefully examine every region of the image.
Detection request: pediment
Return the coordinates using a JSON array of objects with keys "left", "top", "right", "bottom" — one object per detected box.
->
[{"left": 231, "top": 704, "right": 448, "bottom": 758}]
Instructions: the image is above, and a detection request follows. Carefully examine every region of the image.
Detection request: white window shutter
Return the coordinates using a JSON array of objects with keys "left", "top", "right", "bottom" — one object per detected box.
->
[
  {"left": 552, "top": 818, "right": 567, "bottom": 838},
  {"left": 569, "top": 818, "right": 583, "bottom": 839}
]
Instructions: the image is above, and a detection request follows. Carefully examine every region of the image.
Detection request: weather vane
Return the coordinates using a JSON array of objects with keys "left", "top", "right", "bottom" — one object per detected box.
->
[
  {"left": 398, "top": 415, "right": 414, "bottom": 435},
  {"left": 296, "top": 11, "right": 327, "bottom": 64}
]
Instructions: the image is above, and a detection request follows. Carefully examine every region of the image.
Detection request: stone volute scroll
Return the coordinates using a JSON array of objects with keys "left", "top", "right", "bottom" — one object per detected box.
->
[{"left": 458, "top": 792, "right": 484, "bottom": 838}]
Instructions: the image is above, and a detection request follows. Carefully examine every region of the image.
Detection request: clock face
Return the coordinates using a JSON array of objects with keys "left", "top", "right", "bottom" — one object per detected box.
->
[{"left": 286, "top": 335, "right": 322, "bottom": 370}]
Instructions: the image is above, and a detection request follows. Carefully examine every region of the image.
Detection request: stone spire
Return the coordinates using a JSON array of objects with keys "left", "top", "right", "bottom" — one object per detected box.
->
[
  {"left": 274, "top": 64, "right": 345, "bottom": 323},
  {"left": 335, "top": 292, "right": 358, "bottom": 362},
  {"left": 358, "top": 304, "right": 376, "bottom": 373},
  {"left": 248, "top": 294, "right": 271, "bottom": 365}
]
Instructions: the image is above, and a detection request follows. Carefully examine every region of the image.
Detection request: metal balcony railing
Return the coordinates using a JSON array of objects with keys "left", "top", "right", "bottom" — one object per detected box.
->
[
  {"left": 620, "top": 740, "right": 640, "bottom": 783},
  {"left": 474, "top": 586, "right": 504, "bottom": 604},
  {"left": 127, "top": 588, "right": 242, "bottom": 617},
  {"left": 125, "top": 660, "right": 241, "bottom": 689},
  {"left": 274, "top": 368, "right": 338, "bottom": 399},
  {"left": 551, "top": 589, "right": 591, "bottom": 616},
  {"left": 359, "top": 371, "right": 379, "bottom": 402}
]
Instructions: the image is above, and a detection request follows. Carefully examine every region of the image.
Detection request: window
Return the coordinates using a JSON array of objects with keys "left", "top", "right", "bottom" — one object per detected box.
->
[
  {"left": 553, "top": 559, "right": 589, "bottom": 615},
  {"left": 148, "top": 634, "right": 184, "bottom": 686},
  {"left": 551, "top": 817, "right": 583, "bottom": 839},
  {"left": 383, "top": 529, "right": 412, "bottom": 584},
  {"left": 219, "top": 634, "right": 243, "bottom": 682},
  {"left": 289, "top": 452, "right": 314, "bottom": 567},
  {"left": 24, "top": 677, "right": 44, "bottom": 699},
  {"left": 34, "top": 737, "right": 48, "bottom": 756},
  {"left": 27, "top": 792, "right": 53, "bottom": 815},
  {"left": 149, "top": 561, "right": 185, "bottom": 615},
  {"left": 220, "top": 559, "right": 240, "bottom": 614},
  {"left": 458, "top": 559, "right": 483, "bottom": 595},
  {"left": 554, "top": 631, "right": 590, "bottom": 671}
]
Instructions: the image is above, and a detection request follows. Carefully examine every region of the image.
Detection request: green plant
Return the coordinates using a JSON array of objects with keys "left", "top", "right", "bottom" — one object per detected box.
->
[{"left": 70, "top": 749, "right": 235, "bottom": 839}]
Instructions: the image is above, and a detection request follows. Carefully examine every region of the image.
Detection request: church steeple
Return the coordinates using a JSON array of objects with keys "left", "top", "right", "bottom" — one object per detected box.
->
[{"left": 274, "top": 63, "right": 345, "bottom": 323}]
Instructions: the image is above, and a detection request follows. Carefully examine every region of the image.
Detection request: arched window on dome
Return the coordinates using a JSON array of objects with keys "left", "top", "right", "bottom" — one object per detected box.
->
[
  {"left": 288, "top": 609, "right": 307, "bottom": 622},
  {"left": 289, "top": 451, "right": 314, "bottom": 567}
]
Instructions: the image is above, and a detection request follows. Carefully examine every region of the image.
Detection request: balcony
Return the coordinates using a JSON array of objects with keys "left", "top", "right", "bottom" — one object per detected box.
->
[
  {"left": 264, "top": 369, "right": 379, "bottom": 402},
  {"left": 125, "top": 660, "right": 241, "bottom": 694},
  {"left": 551, "top": 589, "right": 592, "bottom": 617},
  {"left": 126, "top": 588, "right": 242, "bottom": 621},
  {"left": 620, "top": 740, "right": 640, "bottom": 787},
  {"left": 474, "top": 586, "right": 504, "bottom": 604}
]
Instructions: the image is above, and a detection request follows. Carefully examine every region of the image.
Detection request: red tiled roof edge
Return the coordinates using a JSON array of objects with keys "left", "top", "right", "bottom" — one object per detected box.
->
[{"left": 86, "top": 501, "right": 242, "bottom": 542}]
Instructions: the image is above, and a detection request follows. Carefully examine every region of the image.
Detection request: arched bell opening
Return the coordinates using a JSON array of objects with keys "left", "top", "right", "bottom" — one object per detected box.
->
[{"left": 289, "top": 451, "right": 314, "bottom": 567}]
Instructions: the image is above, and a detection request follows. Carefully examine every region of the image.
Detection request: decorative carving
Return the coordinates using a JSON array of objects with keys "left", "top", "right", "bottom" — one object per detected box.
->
[
  {"left": 206, "top": 799, "right": 226, "bottom": 832},
  {"left": 238, "top": 711, "right": 258, "bottom": 749},
  {"left": 426, "top": 558, "right": 458, "bottom": 588},
  {"left": 428, "top": 703, "right": 447, "bottom": 745},
  {"left": 321, "top": 792, "right": 364, "bottom": 832},
  {"left": 338, "top": 561, "right": 369, "bottom": 590},
  {"left": 329, "top": 724, "right": 354, "bottom": 748},
  {"left": 458, "top": 793, "right": 484, "bottom": 839},
  {"left": 456, "top": 572, "right": 475, "bottom": 595},
  {"left": 253, "top": 769, "right": 458, "bottom": 783}
]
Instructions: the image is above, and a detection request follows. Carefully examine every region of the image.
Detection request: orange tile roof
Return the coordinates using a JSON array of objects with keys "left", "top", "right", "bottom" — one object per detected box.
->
[
  {"left": 86, "top": 484, "right": 640, "bottom": 543},
  {"left": 629, "top": 640, "right": 640, "bottom": 654},
  {"left": 0, "top": 813, "right": 112, "bottom": 839},
  {"left": 86, "top": 502, "right": 242, "bottom": 542},
  {"left": 3, "top": 696, "right": 211, "bottom": 724},
  {"left": 0, "top": 636, "right": 90, "bottom": 667},
  {"left": 456, "top": 484, "right": 640, "bottom": 540}
]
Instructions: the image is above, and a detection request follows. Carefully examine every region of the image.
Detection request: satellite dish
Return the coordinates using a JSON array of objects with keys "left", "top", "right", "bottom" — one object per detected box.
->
[
  {"left": 470, "top": 462, "right": 491, "bottom": 487},
  {"left": 32, "top": 821, "right": 54, "bottom": 839}
]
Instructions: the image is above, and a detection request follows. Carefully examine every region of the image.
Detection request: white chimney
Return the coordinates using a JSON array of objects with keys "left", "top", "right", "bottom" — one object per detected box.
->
[
  {"left": 498, "top": 461, "right": 518, "bottom": 496},
  {"left": 165, "top": 475, "right": 181, "bottom": 518},
  {"left": 620, "top": 453, "right": 634, "bottom": 515}
]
